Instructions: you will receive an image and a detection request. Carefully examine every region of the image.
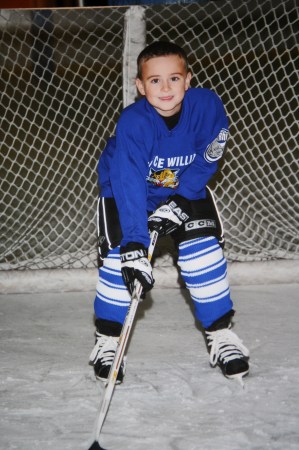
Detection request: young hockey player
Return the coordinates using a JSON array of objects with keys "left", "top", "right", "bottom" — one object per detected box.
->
[{"left": 89, "top": 41, "right": 249, "bottom": 384}]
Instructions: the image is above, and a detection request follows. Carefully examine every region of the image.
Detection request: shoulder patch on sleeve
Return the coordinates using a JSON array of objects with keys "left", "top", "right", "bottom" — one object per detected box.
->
[{"left": 204, "top": 128, "right": 229, "bottom": 163}]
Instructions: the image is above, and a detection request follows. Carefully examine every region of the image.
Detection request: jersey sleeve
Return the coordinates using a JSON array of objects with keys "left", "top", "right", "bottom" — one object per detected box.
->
[
  {"left": 175, "top": 91, "right": 229, "bottom": 200},
  {"left": 97, "top": 136, "right": 116, "bottom": 197},
  {"left": 109, "top": 109, "right": 152, "bottom": 248}
]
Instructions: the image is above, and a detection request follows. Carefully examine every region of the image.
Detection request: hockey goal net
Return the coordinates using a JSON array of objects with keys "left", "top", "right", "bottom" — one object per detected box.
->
[{"left": 1, "top": 1, "right": 298, "bottom": 277}]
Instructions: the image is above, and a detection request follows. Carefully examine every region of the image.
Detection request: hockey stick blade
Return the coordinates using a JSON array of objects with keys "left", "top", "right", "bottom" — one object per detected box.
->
[
  {"left": 87, "top": 231, "right": 158, "bottom": 450},
  {"left": 88, "top": 441, "right": 107, "bottom": 450}
]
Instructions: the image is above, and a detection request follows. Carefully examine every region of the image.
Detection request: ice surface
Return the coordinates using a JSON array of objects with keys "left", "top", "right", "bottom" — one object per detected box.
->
[{"left": 1, "top": 284, "right": 299, "bottom": 450}]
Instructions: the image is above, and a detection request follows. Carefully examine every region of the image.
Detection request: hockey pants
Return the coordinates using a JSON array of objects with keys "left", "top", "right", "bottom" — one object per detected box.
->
[{"left": 94, "top": 236, "right": 233, "bottom": 329}]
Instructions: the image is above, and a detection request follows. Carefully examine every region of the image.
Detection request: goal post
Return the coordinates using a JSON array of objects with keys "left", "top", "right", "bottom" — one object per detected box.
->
[
  {"left": 122, "top": 5, "right": 146, "bottom": 107},
  {"left": 1, "top": 1, "right": 298, "bottom": 293}
]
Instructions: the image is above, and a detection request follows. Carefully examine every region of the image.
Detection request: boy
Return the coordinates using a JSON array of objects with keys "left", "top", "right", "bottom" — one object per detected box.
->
[{"left": 89, "top": 41, "right": 249, "bottom": 384}]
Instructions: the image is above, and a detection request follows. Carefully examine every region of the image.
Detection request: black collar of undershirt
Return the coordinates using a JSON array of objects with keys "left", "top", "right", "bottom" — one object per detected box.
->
[{"left": 159, "top": 109, "right": 182, "bottom": 130}]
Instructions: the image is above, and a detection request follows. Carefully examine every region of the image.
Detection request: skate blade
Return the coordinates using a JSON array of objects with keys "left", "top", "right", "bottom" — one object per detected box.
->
[{"left": 227, "top": 370, "right": 249, "bottom": 388}]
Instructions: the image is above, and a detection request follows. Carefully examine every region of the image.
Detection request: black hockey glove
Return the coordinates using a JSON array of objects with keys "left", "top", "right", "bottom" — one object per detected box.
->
[
  {"left": 120, "top": 242, "right": 154, "bottom": 296},
  {"left": 148, "top": 194, "right": 191, "bottom": 236}
]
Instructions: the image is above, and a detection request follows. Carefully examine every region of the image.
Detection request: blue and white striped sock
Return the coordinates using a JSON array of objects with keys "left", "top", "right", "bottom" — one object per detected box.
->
[
  {"left": 178, "top": 236, "right": 233, "bottom": 328},
  {"left": 94, "top": 246, "right": 130, "bottom": 324}
]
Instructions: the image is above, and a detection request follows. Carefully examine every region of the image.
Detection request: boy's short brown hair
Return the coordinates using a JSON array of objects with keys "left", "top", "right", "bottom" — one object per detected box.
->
[{"left": 137, "top": 41, "right": 189, "bottom": 79}]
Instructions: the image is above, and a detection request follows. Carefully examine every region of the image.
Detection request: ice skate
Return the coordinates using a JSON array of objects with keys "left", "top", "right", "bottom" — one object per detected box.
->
[
  {"left": 89, "top": 331, "right": 125, "bottom": 384},
  {"left": 205, "top": 326, "right": 249, "bottom": 381},
  {"left": 205, "top": 311, "right": 249, "bottom": 382}
]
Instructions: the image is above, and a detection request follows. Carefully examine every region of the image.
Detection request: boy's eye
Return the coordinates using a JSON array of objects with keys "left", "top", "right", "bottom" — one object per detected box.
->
[
  {"left": 171, "top": 76, "right": 180, "bottom": 82},
  {"left": 150, "top": 78, "right": 160, "bottom": 84}
]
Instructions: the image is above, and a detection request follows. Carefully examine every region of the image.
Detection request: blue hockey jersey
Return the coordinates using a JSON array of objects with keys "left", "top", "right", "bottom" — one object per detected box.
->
[{"left": 98, "top": 87, "right": 229, "bottom": 247}]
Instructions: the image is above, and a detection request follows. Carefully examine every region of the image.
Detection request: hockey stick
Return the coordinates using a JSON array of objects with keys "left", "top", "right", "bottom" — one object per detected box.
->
[{"left": 88, "top": 230, "right": 159, "bottom": 450}]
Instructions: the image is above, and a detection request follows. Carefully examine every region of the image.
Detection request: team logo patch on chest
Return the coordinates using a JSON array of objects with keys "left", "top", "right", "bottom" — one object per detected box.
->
[{"left": 147, "top": 168, "right": 179, "bottom": 189}]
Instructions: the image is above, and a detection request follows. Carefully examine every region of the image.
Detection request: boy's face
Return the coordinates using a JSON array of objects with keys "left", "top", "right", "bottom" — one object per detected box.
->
[{"left": 136, "top": 55, "right": 191, "bottom": 117}]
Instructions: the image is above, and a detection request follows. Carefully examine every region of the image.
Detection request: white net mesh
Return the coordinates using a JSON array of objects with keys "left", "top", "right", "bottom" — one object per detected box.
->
[
  {"left": 1, "top": 1, "right": 298, "bottom": 273},
  {"left": 1, "top": 8, "right": 124, "bottom": 269}
]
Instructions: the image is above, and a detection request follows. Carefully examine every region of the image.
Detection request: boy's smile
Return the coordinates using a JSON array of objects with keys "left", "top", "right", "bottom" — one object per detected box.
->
[{"left": 136, "top": 55, "right": 191, "bottom": 117}]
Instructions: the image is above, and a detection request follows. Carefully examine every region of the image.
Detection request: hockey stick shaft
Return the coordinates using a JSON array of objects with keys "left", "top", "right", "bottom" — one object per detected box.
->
[{"left": 93, "top": 230, "right": 158, "bottom": 443}]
